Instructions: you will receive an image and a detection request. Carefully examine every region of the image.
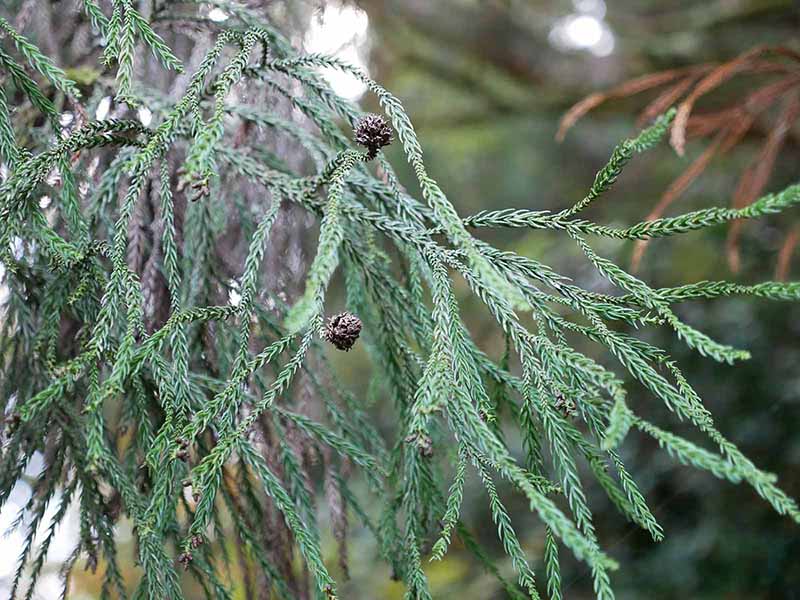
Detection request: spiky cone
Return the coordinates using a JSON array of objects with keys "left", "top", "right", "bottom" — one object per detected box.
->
[
  {"left": 354, "top": 113, "right": 393, "bottom": 159},
  {"left": 322, "top": 312, "right": 362, "bottom": 351}
]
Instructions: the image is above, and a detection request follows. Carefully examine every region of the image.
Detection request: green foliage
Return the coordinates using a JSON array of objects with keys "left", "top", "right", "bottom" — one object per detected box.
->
[
  {"left": 0, "top": 4, "right": 798, "bottom": 600},
  {"left": 0, "top": 15, "right": 80, "bottom": 98},
  {"left": 102, "top": 0, "right": 183, "bottom": 102}
]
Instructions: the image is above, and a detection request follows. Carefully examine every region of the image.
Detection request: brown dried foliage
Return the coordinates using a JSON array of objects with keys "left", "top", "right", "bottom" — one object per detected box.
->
[
  {"left": 776, "top": 225, "right": 800, "bottom": 281},
  {"left": 559, "top": 45, "right": 800, "bottom": 273}
]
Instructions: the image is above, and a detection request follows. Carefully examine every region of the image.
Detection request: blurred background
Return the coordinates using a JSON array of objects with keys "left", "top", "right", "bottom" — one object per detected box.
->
[{"left": 2, "top": 0, "right": 799, "bottom": 598}]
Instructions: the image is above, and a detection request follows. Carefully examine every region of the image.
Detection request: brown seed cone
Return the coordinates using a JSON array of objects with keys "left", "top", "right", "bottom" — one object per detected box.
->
[
  {"left": 354, "top": 114, "right": 393, "bottom": 159},
  {"left": 322, "top": 312, "right": 362, "bottom": 351}
]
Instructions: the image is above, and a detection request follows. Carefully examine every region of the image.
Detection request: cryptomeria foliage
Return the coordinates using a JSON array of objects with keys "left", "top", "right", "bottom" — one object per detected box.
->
[
  {"left": 557, "top": 45, "right": 800, "bottom": 275},
  {"left": 1, "top": 4, "right": 799, "bottom": 600}
]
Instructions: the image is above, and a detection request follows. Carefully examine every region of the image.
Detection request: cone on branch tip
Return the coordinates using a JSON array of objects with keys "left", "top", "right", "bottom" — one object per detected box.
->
[
  {"left": 354, "top": 114, "right": 393, "bottom": 159},
  {"left": 322, "top": 312, "right": 362, "bottom": 351}
]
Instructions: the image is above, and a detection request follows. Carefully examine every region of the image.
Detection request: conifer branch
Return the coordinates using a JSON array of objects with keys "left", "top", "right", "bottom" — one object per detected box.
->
[{"left": 1, "top": 7, "right": 798, "bottom": 599}]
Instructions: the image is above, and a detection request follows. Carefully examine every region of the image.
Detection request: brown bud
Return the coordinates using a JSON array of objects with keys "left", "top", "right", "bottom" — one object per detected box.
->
[
  {"left": 554, "top": 393, "right": 577, "bottom": 419},
  {"left": 404, "top": 432, "right": 433, "bottom": 458},
  {"left": 189, "top": 177, "right": 210, "bottom": 201}
]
